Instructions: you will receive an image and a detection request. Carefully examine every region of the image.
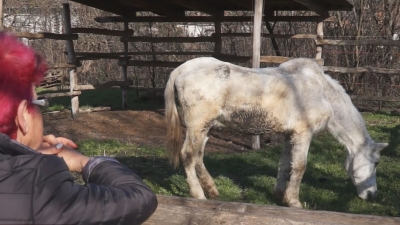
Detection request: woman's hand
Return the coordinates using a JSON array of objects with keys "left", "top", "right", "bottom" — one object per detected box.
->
[
  {"left": 37, "top": 135, "right": 89, "bottom": 173},
  {"left": 40, "top": 135, "right": 78, "bottom": 149}
]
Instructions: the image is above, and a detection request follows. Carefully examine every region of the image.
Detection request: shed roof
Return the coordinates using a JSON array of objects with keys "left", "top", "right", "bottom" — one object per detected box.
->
[{"left": 70, "top": 0, "right": 353, "bottom": 18}]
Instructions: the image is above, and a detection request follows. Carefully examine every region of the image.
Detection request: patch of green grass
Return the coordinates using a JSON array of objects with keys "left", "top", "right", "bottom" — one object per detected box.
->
[{"left": 75, "top": 112, "right": 400, "bottom": 217}]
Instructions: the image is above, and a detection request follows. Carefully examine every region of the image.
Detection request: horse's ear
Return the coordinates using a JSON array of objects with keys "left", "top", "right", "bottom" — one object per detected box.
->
[{"left": 373, "top": 143, "right": 389, "bottom": 152}]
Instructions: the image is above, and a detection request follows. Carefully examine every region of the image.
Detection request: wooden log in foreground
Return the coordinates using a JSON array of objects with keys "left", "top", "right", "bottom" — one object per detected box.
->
[{"left": 144, "top": 195, "right": 400, "bottom": 225}]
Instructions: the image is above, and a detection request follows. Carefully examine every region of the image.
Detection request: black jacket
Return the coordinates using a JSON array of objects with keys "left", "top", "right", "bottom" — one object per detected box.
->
[{"left": 0, "top": 133, "right": 158, "bottom": 225}]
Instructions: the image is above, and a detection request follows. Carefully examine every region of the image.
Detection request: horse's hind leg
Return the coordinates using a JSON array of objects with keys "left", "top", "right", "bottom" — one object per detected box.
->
[
  {"left": 181, "top": 128, "right": 211, "bottom": 199},
  {"left": 195, "top": 135, "right": 219, "bottom": 199},
  {"left": 282, "top": 131, "right": 313, "bottom": 208},
  {"left": 275, "top": 135, "right": 292, "bottom": 204}
]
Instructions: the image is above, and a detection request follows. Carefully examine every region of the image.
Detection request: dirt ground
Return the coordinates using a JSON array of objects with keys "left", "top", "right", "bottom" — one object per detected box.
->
[{"left": 43, "top": 109, "right": 278, "bottom": 153}]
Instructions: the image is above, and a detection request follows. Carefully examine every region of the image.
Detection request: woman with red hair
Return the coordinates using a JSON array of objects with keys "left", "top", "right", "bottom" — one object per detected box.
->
[{"left": 0, "top": 32, "right": 157, "bottom": 224}]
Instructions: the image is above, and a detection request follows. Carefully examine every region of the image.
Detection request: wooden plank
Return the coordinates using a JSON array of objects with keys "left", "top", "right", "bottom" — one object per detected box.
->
[
  {"left": 76, "top": 56, "right": 131, "bottom": 61},
  {"left": 119, "top": 60, "right": 183, "bottom": 68},
  {"left": 80, "top": 106, "right": 111, "bottom": 113},
  {"left": 315, "top": 19, "right": 324, "bottom": 64},
  {"left": 0, "top": 0, "right": 3, "bottom": 29},
  {"left": 251, "top": 0, "right": 263, "bottom": 151},
  {"left": 293, "top": 0, "right": 329, "bottom": 18},
  {"left": 74, "top": 51, "right": 215, "bottom": 56},
  {"left": 74, "top": 80, "right": 133, "bottom": 90},
  {"left": 213, "top": 54, "right": 250, "bottom": 63},
  {"left": 260, "top": 56, "right": 324, "bottom": 66},
  {"left": 143, "top": 195, "right": 400, "bottom": 225},
  {"left": 350, "top": 96, "right": 400, "bottom": 102},
  {"left": 120, "top": 36, "right": 216, "bottom": 43},
  {"left": 214, "top": 12, "right": 223, "bottom": 54},
  {"left": 11, "top": 32, "right": 78, "bottom": 40},
  {"left": 315, "top": 39, "right": 400, "bottom": 46},
  {"left": 95, "top": 16, "right": 335, "bottom": 23},
  {"left": 215, "top": 33, "right": 318, "bottom": 39},
  {"left": 118, "top": 0, "right": 184, "bottom": 17},
  {"left": 71, "top": 28, "right": 133, "bottom": 36},
  {"left": 323, "top": 66, "right": 400, "bottom": 74},
  {"left": 167, "top": 0, "right": 217, "bottom": 15},
  {"left": 63, "top": 3, "right": 79, "bottom": 118},
  {"left": 38, "top": 91, "right": 81, "bottom": 98},
  {"left": 48, "top": 63, "right": 80, "bottom": 69}
]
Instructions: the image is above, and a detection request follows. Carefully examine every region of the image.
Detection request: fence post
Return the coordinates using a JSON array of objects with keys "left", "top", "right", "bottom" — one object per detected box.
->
[
  {"left": 315, "top": 18, "right": 324, "bottom": 64},
  {"left": 122, "top": 21, "right": 129, "bottom": 109},
  {"left": 251, "top": 0, "right": 264, "bottom": 150},
  {"left": 62, "top": 3, "right": 79, "bottom": 118}
]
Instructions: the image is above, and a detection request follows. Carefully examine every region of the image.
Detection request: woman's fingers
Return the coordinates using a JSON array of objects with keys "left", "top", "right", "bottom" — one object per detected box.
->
[
  {"left": 36, "top": 146, "right": 63, "bottom": 155},
  {"left": 43, "top": 135, "right": 78, "bottom": 149}
]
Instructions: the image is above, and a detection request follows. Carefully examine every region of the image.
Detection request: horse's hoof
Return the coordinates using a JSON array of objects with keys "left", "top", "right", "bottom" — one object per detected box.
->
[
  {"left": 207, "top": 189, "right": 220, "bottom": 199},
  {"left": 288, "top": 200, "right": 303, "bottom": 208}
]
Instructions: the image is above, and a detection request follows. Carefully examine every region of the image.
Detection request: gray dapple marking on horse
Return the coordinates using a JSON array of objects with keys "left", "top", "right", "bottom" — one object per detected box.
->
[{"left": 165, "top": 57, "right": 388, "bottom": 208}]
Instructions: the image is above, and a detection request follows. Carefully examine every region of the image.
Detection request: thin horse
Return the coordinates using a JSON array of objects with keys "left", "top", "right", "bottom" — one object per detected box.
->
[{"left": 165, "top": 57, "right": 388, "bottom": 208}]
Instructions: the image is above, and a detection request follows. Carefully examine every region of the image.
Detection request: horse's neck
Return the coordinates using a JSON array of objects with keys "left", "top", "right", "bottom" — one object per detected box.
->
[{"left": 329, "top": 105, "right": 371, "bottom": 155}]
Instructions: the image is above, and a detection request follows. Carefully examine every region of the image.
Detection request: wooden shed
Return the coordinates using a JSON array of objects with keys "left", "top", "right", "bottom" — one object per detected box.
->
[{"left": 59, "top": 0, "right": 353, "bottom": 149}]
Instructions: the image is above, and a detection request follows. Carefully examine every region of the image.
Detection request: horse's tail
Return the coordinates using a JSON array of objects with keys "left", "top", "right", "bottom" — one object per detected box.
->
[{"left": 165, "top": 67, "right": 183, "bottom": 169}]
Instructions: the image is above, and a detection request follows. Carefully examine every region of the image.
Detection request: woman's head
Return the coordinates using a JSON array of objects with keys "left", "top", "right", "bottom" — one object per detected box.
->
[{"left": 0, "top": 32, "right": 47, "bottom": 146}]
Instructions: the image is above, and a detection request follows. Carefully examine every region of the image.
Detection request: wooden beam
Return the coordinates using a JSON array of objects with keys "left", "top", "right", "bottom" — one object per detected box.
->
[
  {"left": 74, "top": 80, "right": 133, "bottom": 91},
  {"left": 323, "top": 66, "right": 400, "bottom": 74},
  {"left": 71, "top": 28, "right": 133, "bottom": 36},
  {"left": 120, "top": 36, "right": 216, "bottom": 43},
  {"left": 259, "top": 56, "right": 324, "bottom": 66},
  {"left": 118, "top": 0, "right": 185, "bottom": 17},
  {"left": 350, "top": 95, "right": 400, "bottom": 102},
  {"left": 11, "top": 32, "right": 78, "bottom": 40},
  {"left": 48, "top": 63, "right": 81, "bottom": 69},
  {"left": 251, "top": 0, "right": 263, "bottom": 151},
  {"left": 167, "top": 0, "right": 217, "bottom": 15},
  {"left": 0, "top": 0, "right": 3, "bottom": 30},
  {"left": 214, "top": 33, "right": 318, "bottom": 39},
  {"left": 143, "top": 195, "right": 400, "bottom": 225},
  {"left": 119, "top": 60, "right": 183, "bottom": 68},
  {"left": 38, "top": 91, "right": 81, "bottom": 99},
  {"left": 95, "top": 16, "right": 335, "bottom": 23},
  {"left": 62, "top": 3, "right": 79, "bottom": 118},
  {"left": 293, "top": 0, "right": 330, "bottom": 18},
  {"left": 315, "top": 39, "right": 400, "bottom": 46},
  {"left": 73, "top": 52, "right": 215, "bottom": 57}
]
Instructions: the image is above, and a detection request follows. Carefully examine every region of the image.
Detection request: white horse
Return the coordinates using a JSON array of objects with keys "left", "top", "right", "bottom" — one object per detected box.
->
[{"left": 165, "top": 57, "right": 388, "bottom": 208}]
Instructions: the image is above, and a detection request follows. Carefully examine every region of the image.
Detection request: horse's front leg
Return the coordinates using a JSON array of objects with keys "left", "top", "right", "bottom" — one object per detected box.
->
[
  {"left": 181, "top": 129, "right": 208, "bottom": 199},
  {"left": 281, "top": 131, "right": 312, "bottom": 208}
]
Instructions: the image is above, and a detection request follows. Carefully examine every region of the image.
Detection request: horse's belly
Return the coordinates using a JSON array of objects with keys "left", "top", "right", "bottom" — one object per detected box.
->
[{"left": 217, "top": 108, "right": 282, "bottom": 135}]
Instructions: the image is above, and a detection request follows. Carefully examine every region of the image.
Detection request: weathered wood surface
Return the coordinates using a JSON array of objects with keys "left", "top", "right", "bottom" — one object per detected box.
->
[
  {"left": 38, "top": 91, "right": 81, "bottom": 99},
  {"left": 73, "top": 51, "right": 215, "bottom": 56},
  {"left": 48, "top": 62, "right": 81, "bottom": 69},
  {"left": 11, "top": 32, "right": 78, "bottom": 40},
  {"left": 120, "top": 36, "right": 216, "bottom": 43},
  {"left": 214, "top": 33, "right": 318, "bottom": 39},
  {"left": 74, "top": 80, "right": 133, "bottom": 90},
  {"left": 259, "top": 56, "right": 324, "bottom": 66},
  {"left": 350, "top": 95, "right": 400, "bottom": 102},
  {"left": 71, "top": 28, "right": 133, "bottom": 36},
  {"left": 315, "top": 39, "right": 400, "bottom": 46},
  {"left": 323, "top": 66, "right": 400, "bottom": 74},
  {"left": 143, "top": 195, "right": 400, "bottom": 225},
  {"left": 95, "top": 16, "right": 335, "bottom": 23}
]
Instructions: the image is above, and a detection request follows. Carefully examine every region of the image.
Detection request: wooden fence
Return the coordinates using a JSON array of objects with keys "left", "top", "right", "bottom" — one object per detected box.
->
[
  {"left": 144, "top": 195, "right": 400, "bottom": 225},
  {"left": 9, "top": 4, "right": 400, "bottom": 117}
]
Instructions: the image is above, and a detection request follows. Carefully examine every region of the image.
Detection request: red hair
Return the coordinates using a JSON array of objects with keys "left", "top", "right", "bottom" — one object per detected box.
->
[{"left": 0, "top": 32, "right": 47, "bottom": 139}]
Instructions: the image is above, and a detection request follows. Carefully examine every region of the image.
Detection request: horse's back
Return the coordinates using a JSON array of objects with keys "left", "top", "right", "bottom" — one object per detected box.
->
[{"left": 173, "top": 57, "right": 333, "bottom": 134}]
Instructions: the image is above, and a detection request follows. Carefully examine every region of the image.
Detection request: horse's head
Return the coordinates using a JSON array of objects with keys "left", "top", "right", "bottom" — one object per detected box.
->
[{"left": 345, "top": 142, "right": 388, "bottom": 200}]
